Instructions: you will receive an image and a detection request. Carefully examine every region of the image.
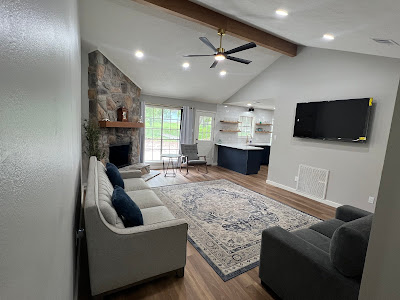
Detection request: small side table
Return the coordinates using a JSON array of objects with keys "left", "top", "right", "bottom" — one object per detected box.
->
[{"left": 161, "top": 154, "right": 181, "bottom": 177}]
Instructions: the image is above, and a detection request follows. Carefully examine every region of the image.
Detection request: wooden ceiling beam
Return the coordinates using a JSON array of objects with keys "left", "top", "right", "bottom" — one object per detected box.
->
[{"left": 132, "top": 0, "right": 297, "bottom": 57}]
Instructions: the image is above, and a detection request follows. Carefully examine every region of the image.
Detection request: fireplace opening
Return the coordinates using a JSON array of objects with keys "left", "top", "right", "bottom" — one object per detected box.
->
[{"left": 109, "top": 143, "right": 130, "bottom": 168}]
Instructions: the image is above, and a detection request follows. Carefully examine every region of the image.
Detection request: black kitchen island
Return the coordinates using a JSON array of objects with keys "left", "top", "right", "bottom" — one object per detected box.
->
[{"left": 216, "top": 143, "right": 264, "bottom": 175}]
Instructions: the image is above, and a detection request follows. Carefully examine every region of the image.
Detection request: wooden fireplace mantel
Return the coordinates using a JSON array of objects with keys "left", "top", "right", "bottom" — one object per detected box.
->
[{"left": 98, "top": 121, "right": 145, "bottom": 128}]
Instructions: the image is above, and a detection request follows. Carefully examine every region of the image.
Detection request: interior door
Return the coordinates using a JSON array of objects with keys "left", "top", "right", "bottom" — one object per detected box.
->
[{"left": 194, "top": 110, "right": 216, "bottom": 165}]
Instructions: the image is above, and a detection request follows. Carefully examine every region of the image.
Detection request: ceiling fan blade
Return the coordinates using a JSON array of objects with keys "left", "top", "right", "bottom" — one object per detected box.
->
[
  {"left": 199, "top": 37, "right": 217, "bottom": 52},
  {"left": 183, "top": 54, "right": 215, "bottom": 57},
  {"left": 224, "top": 42, "right": 257, "bottom": 55},
  {"left": 210, "top": 60, "right": 218, "bottom": 68},
  {"left": 226, "top": 56, "right": 252, "bottom": 64}
]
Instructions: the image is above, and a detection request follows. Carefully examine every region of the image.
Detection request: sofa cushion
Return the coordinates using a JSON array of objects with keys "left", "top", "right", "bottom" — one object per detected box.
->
[
  {"left": 97, "top": 162, "right": 114, "bottom": 205},
  {"left": 293, "top": 228, "right": 331, "bottom": 253},
  {"left": 309, "top": 219, "right": 345, "bottom": 238},
  {"left": 99, "top": 201, "right": 125, "bottom": 229},
  {"left": 112, "top": 186, "right": 143, "bottom": 227},
  {"left": 330, "top": 214, "right": 373, "bottom": 277},
  {"left": 124, "top": 177, "right": 150, "bottom": 192},
  {"left": 106, "top": 162, "right": 125, "bottom": 189},
  {"left": 126, "top": 189, "right": 164, "bottom": 209},
  {"left": 141, "top": 206, "right": 175, "bottom": 225}
]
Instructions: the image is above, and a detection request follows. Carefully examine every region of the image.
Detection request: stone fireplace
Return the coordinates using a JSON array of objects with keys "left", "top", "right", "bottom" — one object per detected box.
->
[{"left": 88, "top": 50, "right": 141, "bottom": 165}]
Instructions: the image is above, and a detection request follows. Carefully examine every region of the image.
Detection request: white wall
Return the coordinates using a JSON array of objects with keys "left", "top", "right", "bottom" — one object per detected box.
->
[
  {"left": 0, "top": 0, "right": 81, "bottom": 299},
  {"left": 215, "top": 104, "right": 274, "bottom": 144},
  {"left": 227, "top": 47, "right": 400, "bottom": 210},
  {"left": 141, "top": 94, "right": 218, "bottom": 112},
  {"left": 359, "top": 79, "right": 400, "bottom": 299}
]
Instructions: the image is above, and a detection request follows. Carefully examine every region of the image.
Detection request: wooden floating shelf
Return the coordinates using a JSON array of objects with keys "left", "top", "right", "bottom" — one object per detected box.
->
[
  {"left": 99, "top": 121, "right": 145, "bottom": 128},
  {"left": 220, "top": 120, "right": 241, "bottom": 124},
  {"left": 255, "top": 131, "right": 272, "bottom": 133},
  {"left": 220, "top": 130, "right": 241, "bottom": 132},
  {"left": 256, "top": 123, "right": 273, "bottom": 126}
]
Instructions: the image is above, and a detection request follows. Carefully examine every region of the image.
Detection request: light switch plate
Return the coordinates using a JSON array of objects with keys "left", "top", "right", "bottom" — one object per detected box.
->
[{"left": 368, "top": 196, "right": 375, "bottom": 204}]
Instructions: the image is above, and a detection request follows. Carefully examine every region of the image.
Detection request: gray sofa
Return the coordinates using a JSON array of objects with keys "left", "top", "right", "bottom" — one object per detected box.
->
[
  {"left": 259, "top": 205, "right": 373, "bottom": 300},
  {"left": 85, "top": 157, "right": 188, "bottom": 297}
]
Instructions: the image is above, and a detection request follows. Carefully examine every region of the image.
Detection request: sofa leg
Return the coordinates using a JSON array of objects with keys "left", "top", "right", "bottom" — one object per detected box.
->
[{"left": 176, "top": 267, "right": 185, "bottom": 278}]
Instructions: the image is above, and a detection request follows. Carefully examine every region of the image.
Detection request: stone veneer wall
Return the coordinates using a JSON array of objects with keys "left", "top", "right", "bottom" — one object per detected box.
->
[{"left": 88, "top": 50, "right": 141, "bottom": 164}]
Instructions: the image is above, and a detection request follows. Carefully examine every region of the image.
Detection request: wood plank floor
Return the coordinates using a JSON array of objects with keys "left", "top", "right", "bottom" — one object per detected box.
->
[{"left": 79, "top": 165, "right": 335, "bottom": 300}]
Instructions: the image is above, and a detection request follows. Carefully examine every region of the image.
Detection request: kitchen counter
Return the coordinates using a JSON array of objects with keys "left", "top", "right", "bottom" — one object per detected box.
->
[{"left": 215, "top": 143, "right": 263, "bottom": 151}]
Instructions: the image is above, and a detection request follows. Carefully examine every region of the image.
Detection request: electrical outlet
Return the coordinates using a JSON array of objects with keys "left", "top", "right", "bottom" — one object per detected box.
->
[
  {"left": 368, "top": 196, "right": 375, "bottom": 204},
  {"left": 295, "top": 176, "right": 299, "bottom": 182}
]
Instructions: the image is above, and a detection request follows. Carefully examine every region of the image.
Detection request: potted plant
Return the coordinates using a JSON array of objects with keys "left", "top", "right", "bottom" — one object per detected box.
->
[{"left": 83, "top": 119, "right": 105, "bottom": 159}]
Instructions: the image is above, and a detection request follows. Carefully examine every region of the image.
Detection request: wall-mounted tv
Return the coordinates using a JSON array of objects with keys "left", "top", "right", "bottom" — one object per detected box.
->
[{"left": 293, "top": 98, "right": 372, "bottom": 142}]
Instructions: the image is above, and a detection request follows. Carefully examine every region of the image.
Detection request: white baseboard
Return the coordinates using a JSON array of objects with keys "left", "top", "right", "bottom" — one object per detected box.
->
[{"left": 266, "top": 179, "right": 341, "bottom": 208}]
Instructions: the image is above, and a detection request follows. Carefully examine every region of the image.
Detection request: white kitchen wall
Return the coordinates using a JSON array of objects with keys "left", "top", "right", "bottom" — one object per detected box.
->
[
  {"left": 215, "top": 104, "right": 274, "bottom": 144},
  {"left": 0, "top": 0, "right": 81, "bottom": 299},
  {"left": 226, "top": 46, "right": 400, "bottom": 210}
]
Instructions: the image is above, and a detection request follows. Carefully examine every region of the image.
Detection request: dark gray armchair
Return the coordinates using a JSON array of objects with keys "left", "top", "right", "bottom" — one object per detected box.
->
[
  {"left": 180, "top": 144, "right": 208, "bottom": 174},
  {"left": 259, "top": 205, "right": 373, "bottom": 300}
]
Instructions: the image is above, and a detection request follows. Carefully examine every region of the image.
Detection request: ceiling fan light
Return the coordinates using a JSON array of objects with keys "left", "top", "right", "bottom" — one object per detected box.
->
[{"left": 215, "top": 54, "right": 225, "bottom": 61}]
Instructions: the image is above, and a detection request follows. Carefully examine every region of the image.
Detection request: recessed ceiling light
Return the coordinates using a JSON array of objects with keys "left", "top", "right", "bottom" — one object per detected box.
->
[
  {"left": 224, "top": 105, "right": 228, "bottom": 108},
  {"left": 219, "top": 70, "right": 227, "bottom": 76},
  {"left": 247, "top": 103, "right": 252, "bottom": 106},
  {"left": 135, "top": 50, "right": 144, "bottom": 58},
  {"left": 323, "top": 34, "right": 335, "bottom": 41},
  {"left": 275, "top": 9, "right": 288, "bottom": 16},
  {"left": 215, "top": 54, "right": 226, "bottom": 61},
  {"left": 182, "top": 62, "right": 190, "bottom": 69}
]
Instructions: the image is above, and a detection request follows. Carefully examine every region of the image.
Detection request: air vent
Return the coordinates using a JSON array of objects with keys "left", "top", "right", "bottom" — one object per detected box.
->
[
  {"left": 371, "top": 38, "right": 400, "bottom": 46},
  {"left": 296, "top": 164, "right": 329, "bottom": 200}
]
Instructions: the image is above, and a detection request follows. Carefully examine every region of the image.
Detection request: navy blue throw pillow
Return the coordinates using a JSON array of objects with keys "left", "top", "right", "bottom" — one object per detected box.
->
[
  {"left": 106, "top": 162, "right": 125, "bottom": 189},
  {"left": 112, "top": 186, "right": 143, "bottom": 227}
]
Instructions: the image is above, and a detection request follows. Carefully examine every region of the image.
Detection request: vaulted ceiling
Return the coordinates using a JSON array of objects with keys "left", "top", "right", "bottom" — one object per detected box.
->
[
  {"left": 193, "top": 0, "right": 400, "bottom": 59},
  {"left": 80, "top": 0, "right": 400, "bottom": 104},
  {"left": 79, "top": 0, "right": 281, "bottom": 104}
]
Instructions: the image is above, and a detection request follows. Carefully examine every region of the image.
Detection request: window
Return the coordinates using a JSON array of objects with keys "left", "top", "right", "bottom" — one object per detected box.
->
[
  {"left": 198, "top": 116, "right": 213, "bottom": 141},
  {"left": 238, "top": 116, "right": 253, "bottom": 137},
  {"left": 145, "top": 106, "right": 181, "bottom": 161}
]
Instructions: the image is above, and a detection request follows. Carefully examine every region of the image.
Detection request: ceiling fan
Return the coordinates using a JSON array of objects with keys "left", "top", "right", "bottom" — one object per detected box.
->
[{"left": 184, "top": 28, "right": 257, "bottom": 68}]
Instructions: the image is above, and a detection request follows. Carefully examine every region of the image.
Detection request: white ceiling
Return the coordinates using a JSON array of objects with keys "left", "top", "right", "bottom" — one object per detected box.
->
[
  {"left": 193, "top": 0, "right": 400, "bottom": 59},
  {"left": 79, "top": 0, "right": 281, "bottom": 104}
]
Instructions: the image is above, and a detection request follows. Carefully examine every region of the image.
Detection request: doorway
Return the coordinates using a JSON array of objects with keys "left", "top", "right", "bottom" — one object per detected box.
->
[{"left": 194, "top": 110, "right": 216, "bottom": 165}]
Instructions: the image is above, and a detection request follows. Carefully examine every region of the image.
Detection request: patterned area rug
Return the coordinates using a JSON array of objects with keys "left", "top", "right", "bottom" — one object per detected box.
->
[{"left": 153, "top": 179, "right": 320, "bottom": 281}]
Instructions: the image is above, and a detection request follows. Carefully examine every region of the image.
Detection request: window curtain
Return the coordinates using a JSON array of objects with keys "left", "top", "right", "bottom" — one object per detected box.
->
[
  {"left": 139, "top": 100, "right": 145, "bottom": 163},
  {"left": 180, "top": 106, "right": 194, "bottom": 150}
]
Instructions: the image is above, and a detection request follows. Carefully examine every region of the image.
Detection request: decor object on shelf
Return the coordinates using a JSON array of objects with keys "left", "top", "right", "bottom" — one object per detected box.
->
[
  {"left": 153, "top": 179, "right": 320, "bottom": 281},
  {"left": 85, "top": 157, "right": 188, "bottom": 297},
  {"left": 83, "top": 119, "right": 105, "bottom": 160},
  {"left": 259, "top": 205, "right": 373, "bottom": 300},
  {"left": 117, "top": 106, "right": 129, "bottom": 122}
]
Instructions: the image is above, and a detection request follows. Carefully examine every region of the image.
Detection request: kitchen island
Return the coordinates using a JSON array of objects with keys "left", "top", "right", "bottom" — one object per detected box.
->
[{"left": 216, "top": 143, "right": 264, "bottom": 175}]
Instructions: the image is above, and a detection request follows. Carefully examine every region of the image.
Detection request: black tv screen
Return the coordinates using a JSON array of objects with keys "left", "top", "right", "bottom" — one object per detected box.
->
[{"left": 293, "top": 98, "right": 372, "bottom": 142}]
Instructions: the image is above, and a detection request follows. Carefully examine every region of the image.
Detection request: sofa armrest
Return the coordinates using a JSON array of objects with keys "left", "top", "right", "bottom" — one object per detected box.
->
[
  {"left": 119, "top": 169, "right": 142, "bottom": 179},
  {"left": 86, "top": 216, "right": 188, "bottom": 295},
  {"left": 335, "top": 205, "right": 372, "bottom": 222},
  {"left": 259, "top": 227, "right": 360, "bottom": 300}
]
